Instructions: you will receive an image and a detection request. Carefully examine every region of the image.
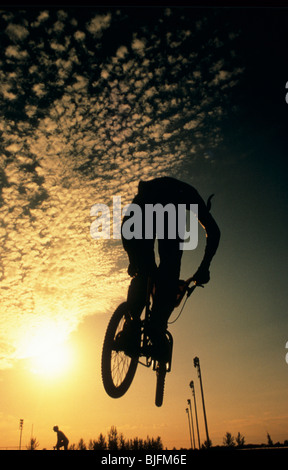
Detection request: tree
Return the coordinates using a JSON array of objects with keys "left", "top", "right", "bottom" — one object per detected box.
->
[
  {"left": 77, "top": 438, "right": 87, "bottom": 450},
  {"left": 88, "top": 440, "right": 95, "bottom": 450},
  {"left": 108, "top": 425, "right": 118, "bottom": 450},
  {"left": 235, "top": 432, "right": 245, "bottom": 447},
  {"left": 144, "top": 436, "right": 163, "bottom": 450},
  {"left": 267, "top": 433, "right": 273, "bottom": 447},
  {"left": 119, "top": 433, "right": 128, "bottom": 450},
  {"left": 223, "top": 432, "right": 235, "bottom": 447},
  {"left": 97, "top": 433, "right": 107, "bottom": 450},
  {"left": 130, "top": 437, "right": 144, "bottom": 450},
  {"left": 202, "top": 438, "right": 212, "bottom": 449},
  {"left": 89, "top": 433, "right": 107, "bottom": 450},
  {"left": 26, "top": 437, "right": 39, "bottom": 450}
]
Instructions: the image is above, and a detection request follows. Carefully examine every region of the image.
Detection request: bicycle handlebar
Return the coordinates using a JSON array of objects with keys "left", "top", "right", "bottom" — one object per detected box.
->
[
  {"left": 186, "top": 284, "right": 201, "bottom": 298},
  {"left": 185, "top": 277, "right": 204, "bottom": 297},
  {"left": 185, "top": 276, "right": 204, "bottom": 287},
  {"left": 174, "top": 277, "right": 204, "bottom": 307}
]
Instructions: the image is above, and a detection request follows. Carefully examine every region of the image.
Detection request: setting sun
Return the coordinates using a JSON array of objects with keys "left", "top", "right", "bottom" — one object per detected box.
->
[
  {"left": 18, "top": 320, "right": 74, "bottom": 378},
  {"left": 29, "top": 337, "right": 72, "bottom": 378}
]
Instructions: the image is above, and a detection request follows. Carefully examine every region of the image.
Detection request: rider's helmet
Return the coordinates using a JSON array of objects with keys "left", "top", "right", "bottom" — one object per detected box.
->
[{"left": 53, "top": 426, "right": 59, "bottom": 432}]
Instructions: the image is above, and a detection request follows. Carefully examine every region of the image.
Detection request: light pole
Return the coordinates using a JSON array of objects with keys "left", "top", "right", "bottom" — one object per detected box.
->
[
  {"left": 185, "top": 408, "right": 192, "bottom": 450},
  {"left": 194, "top": 356, "right": 210, "bottom": 447},
  {"left": 189, "top": 380, "right": 200, "bottom": 449},
  {"left": 187, "top": 399, "right": 195, "bottom": 449},
  {"left": 19, "top": 419, "right": 24, "bottom": 450}
]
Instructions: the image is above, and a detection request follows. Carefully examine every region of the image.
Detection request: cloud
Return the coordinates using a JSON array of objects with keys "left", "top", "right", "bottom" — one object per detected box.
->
[
  {"left": 35, "top": 10, "right": 49, "bottom": 25},
  {"left": 74, "top": 30, "right": 86, "bottom": 42},
  {"left": 131, "top": 36, "right": 147, "bottom": 54},
  {"left": 5, "top": 23, "right": 29, "bottom": 41},
  {"left": 32, "top": 83, "right": 47, "bottom": 97},
  {"left": 5, "top": 45, "right": 29, "bottom": 59},
  {"left": 0, "top": 83, "right": 17, "bottom": 101},
  {"left": 116, "top": 45, "right": 129, "bottom": 59},
  {"left": 86, "top": 12, "right": 112, "bottom": 37}
]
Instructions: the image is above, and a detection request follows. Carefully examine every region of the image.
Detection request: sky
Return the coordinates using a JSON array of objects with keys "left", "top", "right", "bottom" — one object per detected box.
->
[{"left": 0, "top": 5, "right": 288, "bottom": 450}]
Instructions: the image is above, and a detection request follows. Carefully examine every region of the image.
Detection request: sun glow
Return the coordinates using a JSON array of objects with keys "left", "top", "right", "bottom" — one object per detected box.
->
[{"left": 19, "top": 320, "right": 74, "bottom": 378}]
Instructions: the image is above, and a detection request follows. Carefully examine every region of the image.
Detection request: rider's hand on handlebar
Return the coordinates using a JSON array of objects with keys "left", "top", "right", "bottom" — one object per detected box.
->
[{"left": 192, "top": 266, "right": 210, "bottom": 285}]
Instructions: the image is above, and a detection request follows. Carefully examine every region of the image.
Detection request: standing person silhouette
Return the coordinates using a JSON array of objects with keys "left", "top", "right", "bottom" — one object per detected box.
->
[
  {"left": 121, "top": 177, "right": 220, "bottom": 360},
  {"left": 53, "top": 426, "right": 69, "bottom": 450}
]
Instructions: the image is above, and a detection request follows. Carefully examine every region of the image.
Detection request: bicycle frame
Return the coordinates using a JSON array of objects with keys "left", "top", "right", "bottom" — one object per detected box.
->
[
  {"left": 137, "top": 276, "right": 155, "bottom": 368},
  {"left": 137, "top": 276, "right": 199, "bottom": 371}
]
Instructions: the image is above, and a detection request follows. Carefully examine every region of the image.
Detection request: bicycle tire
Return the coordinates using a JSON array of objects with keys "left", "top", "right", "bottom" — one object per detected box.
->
[
  {"left": 155, "top": 361, "right": 166, "bottom": 407},
  {"left": 101, "top": 302, "right": 140, "bottom": 398}
]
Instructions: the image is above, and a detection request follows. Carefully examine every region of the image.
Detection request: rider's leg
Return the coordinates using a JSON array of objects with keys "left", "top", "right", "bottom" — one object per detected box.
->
[
  {"left": 151, "top": 238, "right": 183, "bottom": 330},
  {"left": 146, "top": 239, "right": 182, "bottom": 361},
  {"left": 124, "top": 239, "right": 156, "bottom": 319},
  {"left": 117, "top": 239, "right": 156, "bottom": 354}
]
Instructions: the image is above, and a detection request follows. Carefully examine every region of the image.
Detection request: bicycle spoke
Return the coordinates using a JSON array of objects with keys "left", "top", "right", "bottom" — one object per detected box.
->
[
  {"left": 102, "top": 302, "right": 139, "bottom": 398},
  {"left": 111, "top": 350, "right": 132, "bottom": 387},
  {"left": 109, "top": 314, "right": 133, "bottom": 387}
]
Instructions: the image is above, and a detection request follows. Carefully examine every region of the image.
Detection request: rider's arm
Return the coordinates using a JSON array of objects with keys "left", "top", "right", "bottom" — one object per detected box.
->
[
  {"left": 180, "top": 184, "right": 220, "bottom": 284},
  {"left": 193, "top": 200, "right": 220, "bottom": 283},
  {"left": 200, "top": 212, "right": 220, "bottom": 265},
  {"left": 170, "top": 180, "right": 220, "bottom": 279}
]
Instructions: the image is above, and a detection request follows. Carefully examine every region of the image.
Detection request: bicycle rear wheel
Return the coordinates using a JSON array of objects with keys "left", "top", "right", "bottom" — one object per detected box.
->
[
  {"left": 101, "top": 302, "right": 140, "bottom": 398},
  {"left": 155, "top": 361, "right": 166, "bottom": 407},
  {"left": 154, "top": 331, "right": 173, "bottom": 407}
]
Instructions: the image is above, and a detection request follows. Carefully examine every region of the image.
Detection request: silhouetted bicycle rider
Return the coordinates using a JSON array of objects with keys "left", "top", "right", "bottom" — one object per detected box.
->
[{"left": 121, "top": 177, "right": 220, "bottom": 360}]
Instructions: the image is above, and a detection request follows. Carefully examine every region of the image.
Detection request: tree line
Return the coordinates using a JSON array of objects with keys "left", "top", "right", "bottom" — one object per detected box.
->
[
  {"left": 27, "top": 425, "right": 163, "bottom": 450},
  {"left": 72, "top": 426, "right": 163, "bottom": 451},
  {"left": 222, "top": 431, "right": 288, "bottom": 449},
  {"left": 26, "top": 427, "right": 288, "bottom": 450}
]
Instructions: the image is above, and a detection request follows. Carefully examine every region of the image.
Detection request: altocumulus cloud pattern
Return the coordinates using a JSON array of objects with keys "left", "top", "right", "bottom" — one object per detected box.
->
[{"left": 0, "top": 8, "right": 244, "bottom": 368}]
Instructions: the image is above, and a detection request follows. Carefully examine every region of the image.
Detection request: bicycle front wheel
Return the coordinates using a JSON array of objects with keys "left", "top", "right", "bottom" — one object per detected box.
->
[{"left": 101, "top": 302, "right": 140, "bottom": 398}]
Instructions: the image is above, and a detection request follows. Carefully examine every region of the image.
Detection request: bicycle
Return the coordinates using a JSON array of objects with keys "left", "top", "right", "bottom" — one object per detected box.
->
[{"left": 101, "top": 276, "right": 203, "bottom": 407}]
